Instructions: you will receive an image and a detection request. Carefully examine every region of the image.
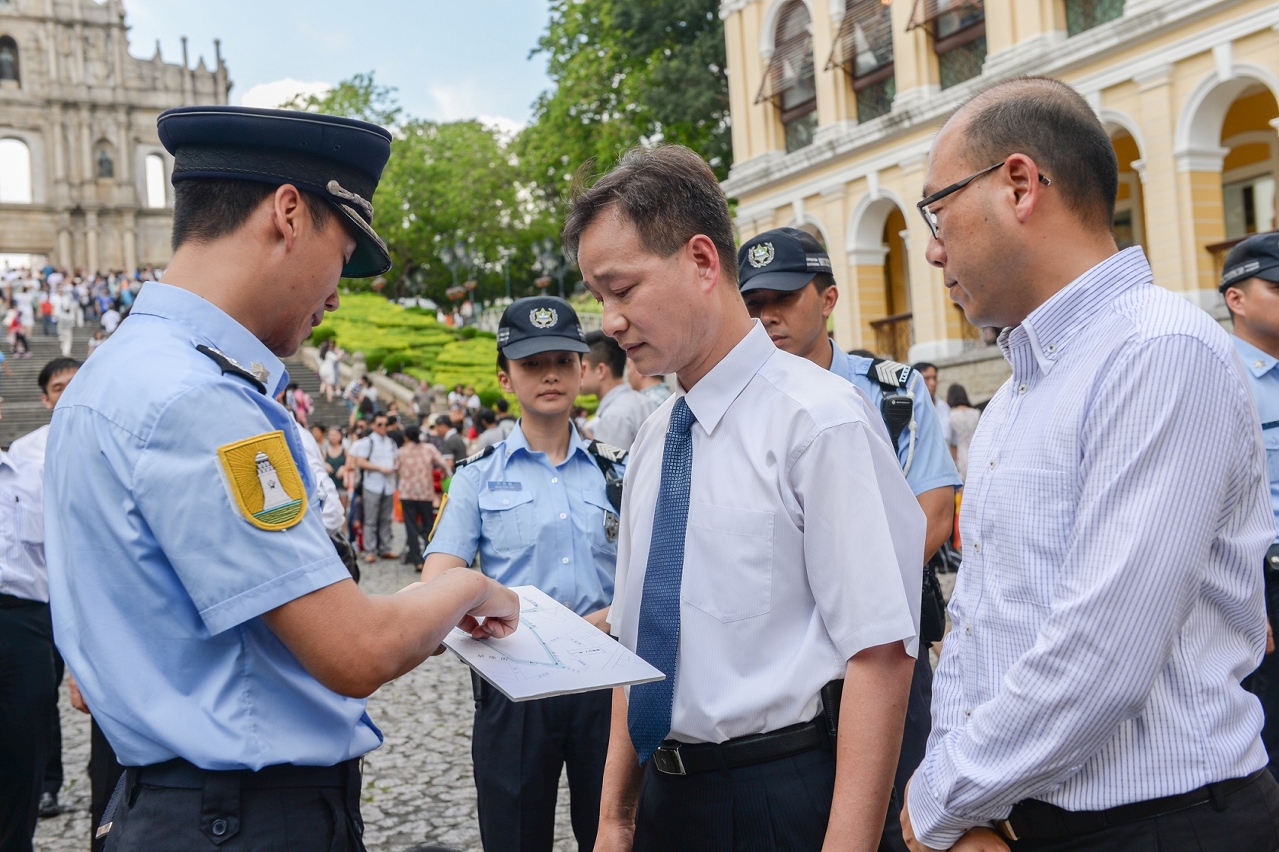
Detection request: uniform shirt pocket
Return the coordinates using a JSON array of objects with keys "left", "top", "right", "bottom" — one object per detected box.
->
[
  {"left": 581, "top": 489, "right": 619, "bottom": 560},
  {"left": 681, "top": 502, "right": 775, "bottom": 623},
  {"left": 1265, "top": 428, "right": 1279, "bottom": 485},
  {"left": 477, "top": 488, "right": 535, "bottom": 555}
]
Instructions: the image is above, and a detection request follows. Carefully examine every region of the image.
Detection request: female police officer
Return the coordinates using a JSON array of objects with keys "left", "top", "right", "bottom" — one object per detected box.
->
[
  {"left": 43, "top": 106, "right": 519, "bottom": 851},
  {"left": 423, "top": 296, "right": 625, "bottom": 852}
]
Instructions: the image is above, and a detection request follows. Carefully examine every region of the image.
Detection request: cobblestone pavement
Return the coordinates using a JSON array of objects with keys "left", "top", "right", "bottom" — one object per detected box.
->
[{"left": 35, "top": 537, "right": 578, "bottom": 852}]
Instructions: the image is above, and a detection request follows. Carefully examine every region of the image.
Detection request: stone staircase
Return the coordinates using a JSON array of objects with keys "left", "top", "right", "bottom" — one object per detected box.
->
[
  {"left": 281, "top": 355, "right": 352, "bottom": 431},
  {"left": 0, "top": 324, "right": 98, "bottom": 448}
]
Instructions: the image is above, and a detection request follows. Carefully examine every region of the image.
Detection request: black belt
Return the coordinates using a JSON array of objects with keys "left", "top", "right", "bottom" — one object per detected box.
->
[
  {"left": 650, "top": 718, "right": 827, "bottom": 776},
  {"left": 1000, "top": 768, "right": 1268, "bottom": 844},
  {"left": 0, "top": 592, "right": 43, "bottom": 609},
  {"left": 134, "top": 757, "right": 356, "bottom": 790}
]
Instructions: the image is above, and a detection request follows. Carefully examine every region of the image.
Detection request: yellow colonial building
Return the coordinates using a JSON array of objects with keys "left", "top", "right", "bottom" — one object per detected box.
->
[{"left": 720, "top": 0, "right": 1279, "bottom": 379}]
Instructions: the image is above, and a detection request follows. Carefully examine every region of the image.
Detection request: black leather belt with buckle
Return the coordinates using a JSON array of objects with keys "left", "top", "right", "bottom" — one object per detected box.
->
[
  {"left": 650, "top": 718, "right": 826, "bottom": 776},
  {"left": 997, "top": 768, "right": 1268, "bottom": 844}
]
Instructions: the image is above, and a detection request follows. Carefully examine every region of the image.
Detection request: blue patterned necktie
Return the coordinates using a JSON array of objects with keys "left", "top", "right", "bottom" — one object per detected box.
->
[{"left": 628, "top": 396, "right": 697, "bottom": 764}]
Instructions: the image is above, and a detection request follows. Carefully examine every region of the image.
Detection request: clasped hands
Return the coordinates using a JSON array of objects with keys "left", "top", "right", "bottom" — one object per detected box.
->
[{"left": 900, "top": 781, "right": 1011, "bottom": 852}]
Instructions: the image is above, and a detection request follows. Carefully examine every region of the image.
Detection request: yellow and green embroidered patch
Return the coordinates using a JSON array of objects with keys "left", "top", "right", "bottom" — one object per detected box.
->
[{"left": 217, "top": 431, "right": 307, "bottom": 531}]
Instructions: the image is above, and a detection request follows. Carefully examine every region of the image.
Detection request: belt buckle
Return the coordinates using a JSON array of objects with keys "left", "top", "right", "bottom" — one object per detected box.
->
[
  {"left": 997, "top": 819, "right": 1020, "bottom": 842},
  {"left": 652, "top": 745, "right": 686, "bottom": 776}
]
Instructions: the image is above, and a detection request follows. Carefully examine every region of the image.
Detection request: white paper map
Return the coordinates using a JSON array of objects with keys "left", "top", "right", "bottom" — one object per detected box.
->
[{"left": 443, "top": 585, "right": 664, "bottom": 702}]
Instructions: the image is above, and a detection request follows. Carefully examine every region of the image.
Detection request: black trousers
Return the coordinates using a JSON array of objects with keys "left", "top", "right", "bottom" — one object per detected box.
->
[
  {"left": 401, "top": 499, "right": 434, "bottom": 565},
  {"left": 472, "top": 680, "right": 611, "bottom": 852},
  {"left": 633, "top": 746, "right": 908, "bottom": 852},
  {"left": 0, "top": 598, "right": 57, "bottom": 852},
  {"left": 101, "top": 759, "right": 366, "bottom": 852},
  {"left": 895, "top": 651, "right": 933, "bottom": 798},
  {"left": 1008, "top": 770, "right": 1279, "bottom": 852},
  {"left": 90, "top": 719, "right": 125, "bottom": 852},
  {"left": 43, "top": 650, "right": 65, "bottom": 798}
]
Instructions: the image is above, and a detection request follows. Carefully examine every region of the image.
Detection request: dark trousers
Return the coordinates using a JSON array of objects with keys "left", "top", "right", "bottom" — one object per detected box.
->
[
  {"left": 361, "top": 487, "right": 394, "bottom": 555},
  {"left": 0, "top": 598, "right": 57, "bottom": 852},
  {"left": 44, "top": 650, "right": 65, "bottom": 797},
  {"left": 400, "top": 499, "right": 434, "bottom": 565},
  {"left": 634, "top": 746, "right": 907, "bottom": 852},
  {"left": 895, "top": 651, "right": 933, "bottom": 799},
  {"left": 472, "top": 680, "right": 611, "bottom": 852},
  {"left": 90, "top": 719, "right": 125, "bottom": 852},
  {"left": 101, "top": 759, "right": 366, "bottom": 852},
  {"left": 1008, "top": 770, "right": 1279, "bottom": 851}
]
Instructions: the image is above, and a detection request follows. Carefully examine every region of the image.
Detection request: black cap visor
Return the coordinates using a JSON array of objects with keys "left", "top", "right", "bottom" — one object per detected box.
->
[
  {"left": 332, "top": 202, "right": 392, "bottom": 278},
  {"left": 500, "top": 336, "right": 591, "bottom": 360},
  {"left": 739, "top": 269, "right": 818, "bottom": 294}
]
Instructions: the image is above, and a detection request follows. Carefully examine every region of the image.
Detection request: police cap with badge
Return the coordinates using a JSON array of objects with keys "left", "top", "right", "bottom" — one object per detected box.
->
[
  {"left": 1220, "top": 231, "right": 1279, "bottom": 292},
  {"left": 737, "top": 227, "right": 834, "bottom": 293},
  {"left": 157, "top": 105, "right": 393, "bottom": 279}
]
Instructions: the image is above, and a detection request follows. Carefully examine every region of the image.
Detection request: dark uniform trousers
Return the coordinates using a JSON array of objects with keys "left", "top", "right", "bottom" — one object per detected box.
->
[
  {"left": 1006, "top": 770, "right": 1279, "bottom": 852},
  {"left": 0, "top": 595, "right": 58, "bottom": 852},
  {"left": 895, "top": 653, "right": 933, "bottom": 799},
  {"left": 100, "top": 758, "right": 366, "bottom": 852},
  {"left": 471, "top": 678, "right": 611, "bottom": 852},
  {"left": 633, "top": 747, "right": 908, "bottom": 852},
  {"left": 90, "top": 720, "right": 125, "bottom": 852}
]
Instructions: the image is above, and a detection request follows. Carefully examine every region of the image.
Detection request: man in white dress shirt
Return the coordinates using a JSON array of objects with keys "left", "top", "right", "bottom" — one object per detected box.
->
[
  {"left": 568, "top": 144, "right": 925, "bottom": 852},
  {"left": 902, "top": 77, "right": 1279, "bottom": 852}
]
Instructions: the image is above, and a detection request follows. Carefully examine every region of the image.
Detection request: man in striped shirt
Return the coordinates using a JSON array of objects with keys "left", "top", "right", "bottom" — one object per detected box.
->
[{"left": 902, "top": 77, "right": 1279, "bottom": 852}]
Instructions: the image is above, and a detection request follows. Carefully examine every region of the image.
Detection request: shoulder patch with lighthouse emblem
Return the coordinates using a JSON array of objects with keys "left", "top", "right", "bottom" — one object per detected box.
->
[{"left": 217, "top": 431, "right": 308, "bottom": 531}]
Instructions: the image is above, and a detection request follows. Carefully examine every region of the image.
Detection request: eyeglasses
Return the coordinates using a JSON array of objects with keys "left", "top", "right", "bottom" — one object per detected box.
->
[{"left": 917, "top": 161, "right": 1051, "bottom": 240}]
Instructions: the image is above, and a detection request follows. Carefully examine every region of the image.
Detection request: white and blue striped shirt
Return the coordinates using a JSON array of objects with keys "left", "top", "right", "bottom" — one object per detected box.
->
[{"left": 908, "top": 247, "right": 1273, "bottom": 848}]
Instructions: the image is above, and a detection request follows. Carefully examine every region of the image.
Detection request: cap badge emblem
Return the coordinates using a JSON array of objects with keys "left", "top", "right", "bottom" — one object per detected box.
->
[
  {"left": 748, "top": 242, "right": 775, "bottom": 268},
  {"left": 530, "top": 307, "right": 558, "bottom": 329}
]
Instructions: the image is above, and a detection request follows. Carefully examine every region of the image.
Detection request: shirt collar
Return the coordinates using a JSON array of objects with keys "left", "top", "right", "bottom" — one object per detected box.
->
[
  {"left": 129, "top": 281, "right": 289, "bottom": 397},
  {"left": 501, "top": 421, "right": 592, "bottom": 469},
  {"left": 1000, "top": 246, "right": 1151, "bottom": 378},
  {"left": 828, "top": 338, "right": 855, "bottom": 383},
  {"left": 1233, "top": 336, "right": 1279, "bottom": 378},
  {"left": 680, "top": 321, "right": 775, "bottom": 435}
]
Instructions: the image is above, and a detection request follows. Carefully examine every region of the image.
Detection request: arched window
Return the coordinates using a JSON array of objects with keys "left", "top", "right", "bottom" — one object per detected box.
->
[
  {"left": 755, "top": 1, "right": 818, "bottom": 153},
  {"left": 144, "top": 153, "right": 166, "bottom": 208},
  {"left": 0, "top": 138, "right": 32, "bottom": 203},
  {"left": 908, "top": 0, "right": 986, "bottom": 89},
  {"left": 830, "top": 0, "right": 896, "bottom": 122},
  {"left": 0, "top": 37, "right": 18, "bottom": 86},
  {"left": 96, "top": 144, "right": 115, "bottom": 179}
]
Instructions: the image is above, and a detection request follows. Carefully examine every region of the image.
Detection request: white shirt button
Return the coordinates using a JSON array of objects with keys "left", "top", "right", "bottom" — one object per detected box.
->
[
  {"left": 560, "top": 513, "right": 567, "bottom": 520},
  {"left": 966, "top": 709, "right": 973, "bottom": 718},
  {"left": 1046, "top": 344, "right": 1056, "bottom": 354},
  {"left": 561, "top": 557, "right": 570, "bottom": 564},
  {"left": 965, "top": 626, "right": 972, "bottom": 635},
  {"left": 989, "top": 459, "right": 997, "bottom": 469},
  {"left": 551, "top": 477, "right": 559, "bottom": 484},
  {"left": 1256, "top": 361, "right": 1265, "bottom": 369},
  {"left": 973, "top": 541, "right": 981, "bottom": 552},
  {"left": 1018, "top": 384, "right": 1028, "bottom": 395},
  {"left": 503, "top": 498, "right": 510, "bottom": 505}
]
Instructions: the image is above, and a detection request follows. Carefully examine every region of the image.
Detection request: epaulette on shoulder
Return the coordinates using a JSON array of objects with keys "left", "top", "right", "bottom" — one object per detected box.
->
[
  {"left": 455, "top": 445, "right": 496, "bottom": 470},
  {"left": 869, "top": 358, "right": 912, "bottom": 390},
  {"left": 196, "top": 344, "right": 266, "bottom": 395},
  {"left": 587, "top": 440, "right": 628, "bottom": 464}
]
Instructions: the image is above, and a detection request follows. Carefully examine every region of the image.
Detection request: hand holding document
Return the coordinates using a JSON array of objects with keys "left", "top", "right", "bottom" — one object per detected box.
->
[{"left": 444, "top": 586, "right": 664, "bottom": 702}]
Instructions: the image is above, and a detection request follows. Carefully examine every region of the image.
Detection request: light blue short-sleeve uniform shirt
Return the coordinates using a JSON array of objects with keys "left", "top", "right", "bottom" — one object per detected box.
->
[
  {"left": 426, "top": 424, "right": 623, "bottom": 617},
  {"left": 1233, "top": 335, "right": 1279, "bottom": 544},
  {"left": 829, "top": 342, "right": 961, "bottom": 494},
  {"left": 45, "top": 282, "right": 381, "bottom": 770}
]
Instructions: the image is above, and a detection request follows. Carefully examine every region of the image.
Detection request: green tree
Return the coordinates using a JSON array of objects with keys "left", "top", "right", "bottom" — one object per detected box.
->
[{"left": 279, "top": 72, "right": 402, "bottom": 127}]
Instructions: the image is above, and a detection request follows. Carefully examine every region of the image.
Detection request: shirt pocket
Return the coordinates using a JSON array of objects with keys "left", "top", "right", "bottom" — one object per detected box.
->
[
  {"left": 681, "top": 502, "right": 775, "bottom": 623},
  {"left": 988, "top": 468, "right": 1074, "bottom": 608},
  {"left": 19, "top": 503, "right": 43, "bottom": 545},
  {"left": 581, "top": 489, "right": 618, "bottom": 561},
  {"left": 477, "top": 488, "right": 535, "bottom": 555},
  {"left": 1265, "top": 429, "right": 1279, "bottom": 485}
]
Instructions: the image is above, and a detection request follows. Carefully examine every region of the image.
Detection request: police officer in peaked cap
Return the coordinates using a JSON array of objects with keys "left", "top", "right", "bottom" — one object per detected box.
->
[
  {"left": 423, "top": 296, "right": 626, "bottom": 852},
  {"left": 43, "top": 106, "right": 520, "bottom": 851}
]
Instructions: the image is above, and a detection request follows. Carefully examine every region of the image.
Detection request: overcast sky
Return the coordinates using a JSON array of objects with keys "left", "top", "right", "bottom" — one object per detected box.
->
[{"left": 120, "top": 0, "right": 554, "bottom": 131}]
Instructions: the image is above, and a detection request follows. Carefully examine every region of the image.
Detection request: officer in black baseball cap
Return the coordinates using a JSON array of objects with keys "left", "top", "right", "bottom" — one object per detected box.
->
[
  {"left": 1220, "top": 231, "right": 1279, "bottom": 293},
  {"left": 424, "top": 293, "right": 621, "bottom": 852},
  {"left": 158, "top": 105, "right": 392, "bottom": 278},
  {"left": 738, "top": 226, "right": 834, "bottom": 294}
]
